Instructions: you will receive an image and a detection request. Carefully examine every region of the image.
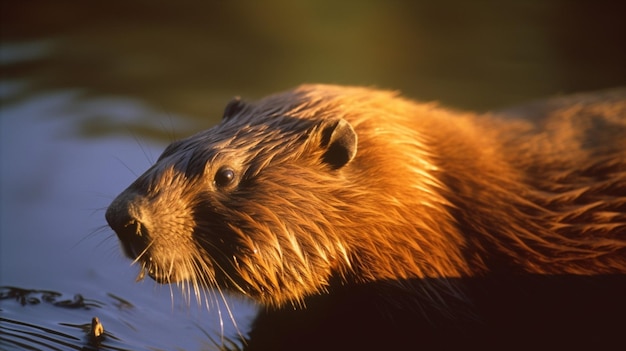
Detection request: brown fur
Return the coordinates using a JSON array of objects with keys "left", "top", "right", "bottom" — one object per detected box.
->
[{"left": 106, "top": 85, "right": 626, "bottom": 349}]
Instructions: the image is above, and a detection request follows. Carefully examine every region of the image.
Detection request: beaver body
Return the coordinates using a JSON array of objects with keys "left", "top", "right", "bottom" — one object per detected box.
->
[{"left": 105, "top": 85, "right": 626, "bottom": 350}]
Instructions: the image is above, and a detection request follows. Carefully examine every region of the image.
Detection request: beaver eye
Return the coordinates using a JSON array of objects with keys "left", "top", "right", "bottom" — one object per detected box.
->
[{"left": 214, "top": 167, "right": 236, "bottom": 188}]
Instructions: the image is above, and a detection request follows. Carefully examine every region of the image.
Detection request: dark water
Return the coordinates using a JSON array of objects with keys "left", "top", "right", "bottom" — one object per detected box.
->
[{"left": 1, "top": 1, "right": 625, "bottom": 350}]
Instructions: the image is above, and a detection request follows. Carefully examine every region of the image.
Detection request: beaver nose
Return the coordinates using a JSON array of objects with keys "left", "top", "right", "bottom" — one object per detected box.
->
[{"left": 105, "top": 193, "right": 149, "bottom": 259}]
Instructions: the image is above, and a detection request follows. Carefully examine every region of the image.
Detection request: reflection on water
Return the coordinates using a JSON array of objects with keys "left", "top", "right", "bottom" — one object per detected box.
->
[
  {"left": 0, "top": 286, "right": 250, "bottom": 350},
  {"left": 1, "top": 0, "right": 624, "bottom": 350},
  {"left": 1, "top": 286, "right": 104, "bottom": 309},
  {"left": 0, "top": 287, "right": 108, "bottom": 350}
]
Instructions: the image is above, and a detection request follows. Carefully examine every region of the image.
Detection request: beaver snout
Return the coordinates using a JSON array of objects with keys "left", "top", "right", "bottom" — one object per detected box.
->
[
  {"left": 105, "top": 194, "right": 151, "bottom": 260},
  {"left": 106, "top": 187, "right": 202, "bottom": 284}
]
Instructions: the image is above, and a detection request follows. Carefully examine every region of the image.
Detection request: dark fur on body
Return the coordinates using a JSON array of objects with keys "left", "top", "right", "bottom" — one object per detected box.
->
[{"left": 106, "top": 85, "right": 626, "bottom": 350}]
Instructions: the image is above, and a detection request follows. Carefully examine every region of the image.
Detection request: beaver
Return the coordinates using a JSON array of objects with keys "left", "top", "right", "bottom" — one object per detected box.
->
[{"left": 105, "top": 85, "right": 626, "bottom": 350}]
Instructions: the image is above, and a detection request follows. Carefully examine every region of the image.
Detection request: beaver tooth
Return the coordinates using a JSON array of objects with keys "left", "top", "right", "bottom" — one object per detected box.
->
[{"left": 135, "top": 268, "right": 146, "bottom": 282}]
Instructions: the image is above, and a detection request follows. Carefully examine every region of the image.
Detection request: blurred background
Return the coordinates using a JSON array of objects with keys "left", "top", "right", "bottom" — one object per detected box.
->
[{"left": 1, "top": 0, "right": 625, "bottom": 350}]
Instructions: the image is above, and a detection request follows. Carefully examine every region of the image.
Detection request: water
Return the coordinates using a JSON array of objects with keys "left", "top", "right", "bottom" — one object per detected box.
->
[
  {"left": 0, "top": 92, "right": 256, "bottom": 350},
  {"left": 1, "top": 1, "right": 624, "bottom": 350}
]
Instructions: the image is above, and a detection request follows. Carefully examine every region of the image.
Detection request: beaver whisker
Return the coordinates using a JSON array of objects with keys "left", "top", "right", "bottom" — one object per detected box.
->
[
  {"left": 191, "top": 234, "right": 251, "bottom": 295},
  {"left": 205, "top": 273, "right": 248, "bottom": 346},
  {"left": 184, "top": 251, "right": 247, "bottom": 346},
  {"left": 205, "top": 254, "right": 248, "bottom": 295},
  {"left": 176, "top": 258, "right": 199, "bottom": 306},
  {"left": 186, "top": 255, "right": 213, "bottom": 307}
]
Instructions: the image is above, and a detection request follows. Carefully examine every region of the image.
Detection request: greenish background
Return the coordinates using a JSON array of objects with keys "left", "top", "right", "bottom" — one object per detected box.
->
[{"left": 3, "top": 0, "right": 625, "bottom": 138}]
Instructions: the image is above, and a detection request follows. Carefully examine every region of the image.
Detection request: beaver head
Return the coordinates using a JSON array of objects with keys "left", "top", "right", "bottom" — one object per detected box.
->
[{"left": 105, "top": 85, "right": 471, "bottom": 307}]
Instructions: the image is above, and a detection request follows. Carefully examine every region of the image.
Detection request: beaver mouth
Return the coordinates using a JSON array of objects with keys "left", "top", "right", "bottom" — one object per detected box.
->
[
  {"left": 134, "top": 259, "right": 167, "bottom": 284},
  {"left": 116, "top": 237, "right": 182, "bottom": 284},
  {"left": 118, "top": 235, "right": 146, "bottom": 261},
  {"left": 108, "top": 215, "right": 180, "bottom": 284},
  {"left": 114, "top": 228, "right": 194, "bottom": 284},
  {"left": 132, "top": 256, "right": 186, "bottom": 284}
]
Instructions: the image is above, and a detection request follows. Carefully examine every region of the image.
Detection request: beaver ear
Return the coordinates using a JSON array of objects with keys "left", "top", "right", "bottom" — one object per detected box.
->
[
  {"left": 223, "top": 97, "right": 246, "bottom": 120},
  {"left": 318, "top": 118, "right": 358, "bottom": 169}
]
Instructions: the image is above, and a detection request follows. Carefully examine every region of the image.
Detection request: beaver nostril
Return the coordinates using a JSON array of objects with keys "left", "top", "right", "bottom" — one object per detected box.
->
[
  {"left": 105, "top": 194, "right": 150, "bottom": 259},
  {"left": 105, "top": 201, "right": 135, "bottom": 235}
]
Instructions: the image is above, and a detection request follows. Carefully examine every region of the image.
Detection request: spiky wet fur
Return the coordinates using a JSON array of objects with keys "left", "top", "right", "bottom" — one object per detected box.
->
[{"left": 106, "top": 85, "right": 626, "bottom": 345}]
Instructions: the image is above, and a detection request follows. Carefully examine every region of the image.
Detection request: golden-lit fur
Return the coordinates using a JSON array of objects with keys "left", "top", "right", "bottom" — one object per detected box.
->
[{"left": 106, "top": 84, "right": 626, "bottom": 316}]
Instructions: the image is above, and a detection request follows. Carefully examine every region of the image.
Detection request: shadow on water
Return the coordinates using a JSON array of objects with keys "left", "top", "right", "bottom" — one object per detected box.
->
[
  {"left": 1, "top": 0, "right": 625, "bottom": 350},
  {"left": 246, "top": 275, "right": 626, "bottom": 351}
]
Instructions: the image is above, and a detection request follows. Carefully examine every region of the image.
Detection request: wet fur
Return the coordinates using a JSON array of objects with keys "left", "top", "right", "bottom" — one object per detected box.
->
[{"left": 106, "top": 85, "right": 626, "bottom": 350}]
